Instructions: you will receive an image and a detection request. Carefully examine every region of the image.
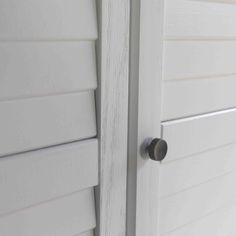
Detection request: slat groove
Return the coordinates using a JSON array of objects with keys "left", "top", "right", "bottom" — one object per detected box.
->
[
  {"left": 0, "top": 188, "right": 96, "bottom": 236},
  {"left": 0, "top": 139, "right": 98, "bottom": 216},
  {"left": 161, "top": 202, "right": 236, "bottom": 236},
  {"left": 160, "top": 169, "right": 236, "bottom": 199}
]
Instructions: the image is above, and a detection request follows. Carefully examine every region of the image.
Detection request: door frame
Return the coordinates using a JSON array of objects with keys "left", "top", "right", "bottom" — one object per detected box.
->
[
  {"left": 127, "top": 0, "right": 165, "bottom": 235},
  {"left": 95, "top": 0, "right": 130, "bottom": 236}
]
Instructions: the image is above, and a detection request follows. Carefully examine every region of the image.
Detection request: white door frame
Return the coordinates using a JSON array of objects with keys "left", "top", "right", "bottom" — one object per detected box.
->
[
  {"left": 127, "top": 0, "right": 165, "bottom": 235},
  {"left": 95, "top": 0, "right": 130, "bottom": 236}
]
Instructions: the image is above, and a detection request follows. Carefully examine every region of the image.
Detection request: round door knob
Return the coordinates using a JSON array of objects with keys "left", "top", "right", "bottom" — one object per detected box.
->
[{"left": 147, "top": 138, "right": 168, "bottom": 161}]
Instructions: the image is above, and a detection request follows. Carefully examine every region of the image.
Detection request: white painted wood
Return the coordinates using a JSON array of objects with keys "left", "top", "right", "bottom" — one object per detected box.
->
[
  {"left": 0, "top": 188, "right": 96, "bottom": 236},
  {"left": 162, "top": 108, "right": 236, "bottom": 161},
  {"left": 162, "top": 75, "right": 236, "bottom": 120},
  {"left": 78, "top": 231, "right": 94, "bottom": 236},
  {"left": 0, "top": 0, "right": 99, "bottom": 235},
  {"left": 160, "top": 171, "right": 236, "bottom": 234},
  {"left": 0, "top": 0, "right": 97, "bottom": 40},
  {"left": 128, "top": 0, "right": 236, "bottom": 235},
  {"left": 226, "top": 230, "right": 236, "bottom": 236},
  {"left": 0, "top": 139, "right": 98, "bottom": 216},
  {"left": 95, "top": 0, "right": 129, "bottom": 236},
  {"left": 127, "top": 0, "right": 164, "bottom": 236},
  {"left": 0, "top": 42, "right": 97, "bottom": 101},
  {"left": 163, "top": 41, "right": 236, "bottom": 80},
  {"left": 164, "top": 0, "right": 236, "bottom": 39},
  {"left": 164, "top": 203, "right": 236, "bottom": 236},
  {"left": 160, "top": 143, "right": 236, "bottom": 197},
  {"left": 0, "top": 92, "right": 96, "bottom": 156}
]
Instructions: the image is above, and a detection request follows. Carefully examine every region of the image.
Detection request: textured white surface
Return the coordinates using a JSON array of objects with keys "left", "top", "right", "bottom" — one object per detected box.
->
[
  {"left": 158, "top": 0, "right": 236, "bottom": 235},
  {"left": 96, "top": 0, "right": 129, "bottom": 236},
  {"left": 0, "top": 189, "right": 96, "bottom": 236},
  {"left": 0, "top": 41, "right": 97, "bottom": 100},
  {"left": 160, "top": 172, "right": 236, "bottom": 233},
  {"left": 162, "top": 0, "right": 236, "bottom": 120},
  {"left": 163, "top": 203, "right": 236, "bottom": 236},
  {"left": 0, "top": 92, "right": 96, "bottom": 156},
  {"left": 0, "top": 139, "right": 98, "bottom": 216},
  {"left": 160, "top": 143, "right": 236, "bottom": 197},
  {"left": 162, "top": 74, "right": 236, "bottom": 120},
  {"left": 162, "top": 108, "right": 236, "bottom": 161},
  {"left": 165, "top": 0, "right": 236, "bottom": 39},
  {"left": 163, "top": 41, "right": 236, "bottom": 81},
  {"left": 0, "top": 0, "right": 97, "bottom": 39},
  {"left": 127, "top": 0, "right": 164, "bottom": 236},
  {"left": 0, "top": 1, "right": 98, "bottom": 234}
]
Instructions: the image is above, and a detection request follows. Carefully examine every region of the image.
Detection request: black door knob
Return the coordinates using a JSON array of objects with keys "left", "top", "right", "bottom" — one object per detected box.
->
[{"left": 147, "top": 138, "right": 168, "bottom": 161}]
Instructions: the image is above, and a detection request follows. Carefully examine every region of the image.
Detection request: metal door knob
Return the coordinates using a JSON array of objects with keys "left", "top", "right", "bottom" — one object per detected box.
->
[{"left": 147, "top": 138, "right": 168, "bottom": 161}]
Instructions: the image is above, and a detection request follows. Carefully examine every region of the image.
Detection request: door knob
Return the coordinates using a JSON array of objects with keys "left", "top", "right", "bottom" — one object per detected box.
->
[{"left": 147, "top": 138, "right": 168, "bottom": 161}]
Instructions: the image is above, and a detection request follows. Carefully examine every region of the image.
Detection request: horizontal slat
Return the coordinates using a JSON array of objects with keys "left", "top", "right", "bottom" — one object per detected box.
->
[
  {"left": 160, "top": 172, "right": 236, "bottom": 234},
  {"left": 164, "top": 0, "right": 236, "bottom": 39},
  {"left": 163, "top": 203, "right": 236, "bottom": 236},
  {"left": 0, "top": 42, "right": 97, "bottom": 101},
  {"left": 163, "top": 41, "right": 236, "bottom": 80},
  {"left": 0, "top": 92, "right": 96, "bottom": 156},
  {"left": 160, "top": 143, "right": 236, "bottom": 197},
  {"left": 0, "top": 0, "right": 97, "bottom": 40},
  {"left": 0, "top": 139, "right": 98, "bottom": 216},
  {"left": 162, "top": 75, "right": 236, "bottom": 120},
  {"left": 162, "top": 108, "right": 236, "bottom": 161},
  {"left": 0, "top": 188, "right": 96, "bottom": 236}
]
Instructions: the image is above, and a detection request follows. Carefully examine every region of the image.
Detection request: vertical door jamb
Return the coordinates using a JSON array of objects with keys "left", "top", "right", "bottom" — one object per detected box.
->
[
  {"left": 95, "top": 0, "right": 130, "bottom": 236},
  {"left": 127, "top": 0, "right": 165, "bottom": 235}
]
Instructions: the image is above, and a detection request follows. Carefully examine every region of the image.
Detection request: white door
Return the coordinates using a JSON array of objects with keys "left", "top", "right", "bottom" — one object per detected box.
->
[
  {"left": 0, "top": 1, "right": 98, "bottom": 235},
  {"left": 128, "top": 0, "right": 236, "bottom": 236}
]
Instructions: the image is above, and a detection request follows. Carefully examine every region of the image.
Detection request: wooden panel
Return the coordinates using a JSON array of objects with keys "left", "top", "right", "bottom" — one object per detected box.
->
[
  {"left": 0, "top": 42, "right": 97, "bottom": 101},
  {"left": 127, "top": 0, "right": 163, "bottom": 235},
  {"left": 162, "top": 75, "right": 236, "bottom": 120},
  {"left": 0, "top": 0, "right": 97, "bottom": 40},
  {"left": 0, "top": 139, "right": 98, "bottom": 216},
  {"left": 160, "top": 143, "right": 236, "bottom": 197},
  {"left": 96, "top": 0, "right": 129, "bottom": 236},
  {"left": 163, "top": 41, "right": 236, "bottom": 80},
  {"left": 164, "top": 0, "right": 236, "bottom": 39},
  {"left": 227, "top": 231, "right": 236, "bottom": 236},
  {"left": 0, "top": 188, "right": 96, "bottom": 236},
  {"left": 164, "top": 203, "right": 236, "bottom": 236},
  {"left": 162, "top": 108, "right": 236, "bottom": 162},
  {"left": 78, "top": 231, "right": 94, "bottom": 236},
  {"left": 160, "top": 171, "right": 236, "bottom": 234},
  {"left": 0, "top": 92, "right": 96, "bottom": 156}
]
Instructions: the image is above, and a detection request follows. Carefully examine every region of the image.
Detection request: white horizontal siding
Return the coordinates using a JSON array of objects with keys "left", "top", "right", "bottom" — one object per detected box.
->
[
  {"left": 0, "top": 188, "right": 96, "bottom": 236},
  {"left": 164, "top": 0, "right": 236, "bottom": 39},
  {"left": 160, "top": 143, "right": 236, "bottom": 197},
  {"left": 163, "top": 203, "right": 236, "bottom": 236},
  {"left": 160, "top": 171, "right": 236, "bottom": 234},
  {"left": 163, "top": 41, "right": 236, "bottom": 81},
  {"left": 0, "top": 0, "right": 97, "bottom": 40},
  {"left": 163, "top": 2, "right": 236, "bottom": 119},
  {"left": 0, "top": 139, "right": 98, "bottom": 216},
  {"left": 0, "top": 0, "right": 99, "bottom": 235},
  {"left": 161, "top": 1, "right": 236, "bottom": 236},
  {"left": 0, "top": 41, "right": 97, "bottom": 101},
  {"left": 162, "top": 75, "right": 236, "bottom": 120},
  {"left": 0, "top": 92, "right": 96, "bottom": 156},
  {"left": 162, "top": 1, "right": 236, "bottom": 119},
  {"left": 162, "top": 108, "right": 236, "bottom": 162}
]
